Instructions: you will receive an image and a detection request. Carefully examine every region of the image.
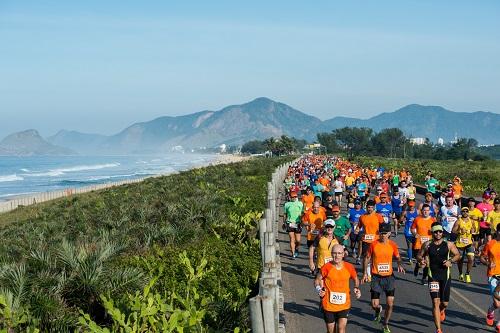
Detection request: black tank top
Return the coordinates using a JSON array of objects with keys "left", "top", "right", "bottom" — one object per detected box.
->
[{"left": 428, "top": 241, "right": 450, "bottom": 280}]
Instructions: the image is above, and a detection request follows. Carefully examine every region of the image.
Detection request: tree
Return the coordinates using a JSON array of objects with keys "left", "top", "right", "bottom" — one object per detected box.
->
[
  {"left": 241, "top": 140, "right": 266, "bottom": 154},
  {"left": 371, "top": 128, "right": 406, "bottom": 158}
]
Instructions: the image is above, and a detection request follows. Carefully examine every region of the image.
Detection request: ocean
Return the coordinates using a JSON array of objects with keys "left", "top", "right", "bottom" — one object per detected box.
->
[{"left": 0, "top": 154, "right": 218, "bottom": 201}]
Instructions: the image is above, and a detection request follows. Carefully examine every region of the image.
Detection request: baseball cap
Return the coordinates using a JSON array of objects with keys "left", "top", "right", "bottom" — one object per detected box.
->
[
  {"left": 431, "top": 224, "right": 444, "bottom": 232},
  {"left": 483, "top": 192, "right": 492, "bottom": 200},
  {"left": 354, "top": 199, "right": 362, "bottom": 205},
  {"left": 380, "top": 192, "right": 388, "bottom": 198},
  {"left": 376, "top": 186, "right": 383, "bottom": 191},
  {"left": 331, "top": 205, "right": 340, "bottom": 212},
  {"left": 461, "top": 207, "right": 469, "bottom": 212},
  {"left": 379, "top": 223, "right": 391, "bottom": 233},
  {"left": 290, "top": 191, "right": 298, "bottom": 197},
  {"left": 324, "top": 219, "right": 336, "bottom": 228}
]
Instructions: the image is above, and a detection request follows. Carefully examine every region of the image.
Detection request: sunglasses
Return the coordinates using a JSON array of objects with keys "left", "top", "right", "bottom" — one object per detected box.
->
[
  {"left": 325, "top": 226, "right": 335, "bottom": 229},
  {"left": 433, "top": 230, "right": 443, "bottom": 234}
]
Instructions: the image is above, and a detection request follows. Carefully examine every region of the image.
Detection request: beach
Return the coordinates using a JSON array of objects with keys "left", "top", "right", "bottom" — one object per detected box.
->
[{"left": 0, "top": 153, "right": 250, "bottom": 214}]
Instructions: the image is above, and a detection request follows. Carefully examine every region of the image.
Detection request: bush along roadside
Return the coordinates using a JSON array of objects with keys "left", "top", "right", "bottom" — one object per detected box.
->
[{"left": 0, "top": 156, "right": 293, "bottom": 332}]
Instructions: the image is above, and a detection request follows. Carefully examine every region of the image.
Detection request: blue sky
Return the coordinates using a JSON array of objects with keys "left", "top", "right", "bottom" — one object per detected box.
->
[{"left": 1, "top": 1, "right": 499, "bottom": 138}]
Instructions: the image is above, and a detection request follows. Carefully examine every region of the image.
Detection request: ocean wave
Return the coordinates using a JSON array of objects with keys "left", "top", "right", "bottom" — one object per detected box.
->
[
  {"left": 20, "top": 168, "right": 30, "bottom": 172},
  {"left": 0, "top": 174, "right": 24, "bottom": 182},
  {"left": 24, "top": 170, "right": 65, "bottom": 177},
  {"left": 55, "top": 163, "right": 120, "bottom": 173}
]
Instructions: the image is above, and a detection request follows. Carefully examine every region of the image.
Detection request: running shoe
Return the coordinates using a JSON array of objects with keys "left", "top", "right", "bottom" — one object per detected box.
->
[
  {"left": 465, "top": 274, "right": 471, "bottom": 283},
  {"left": 458, "top": 274, "right": 464, "bottom": 282},
  {"left": 293, "top": 250, "right": 299, "bottom": 258},
  {"left": 496, "top": 323, "right": 500, "bottom": 333},
  {"left": 487, "top": 311, "right": 495, "bottom": 326},
  {"left": 374, "top": 306, "right": 383, "bottom": 323},
  {"left": 382, "top": 325, "right": 391, "bottom": 333},
  {"left": 440, "top": 309, "right": 446, "bottom": 322},
  {"left": 436, "top": 329, "right": 442, "bottom": 333}
]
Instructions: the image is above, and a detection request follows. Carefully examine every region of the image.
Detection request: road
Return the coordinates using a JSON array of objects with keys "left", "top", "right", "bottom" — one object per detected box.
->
[{"left": 280, "top": 192, "right": 494, "bottom": 333}]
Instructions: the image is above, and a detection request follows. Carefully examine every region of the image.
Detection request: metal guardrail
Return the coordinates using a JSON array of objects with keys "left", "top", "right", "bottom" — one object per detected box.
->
[{"left": 249, "top": 159, "right": 298, "bottom": 333}]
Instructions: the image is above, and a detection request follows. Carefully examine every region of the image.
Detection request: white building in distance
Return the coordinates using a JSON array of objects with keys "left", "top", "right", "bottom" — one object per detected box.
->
[{"left": 409, "top": 137, "right": 426, "bottom": 145}]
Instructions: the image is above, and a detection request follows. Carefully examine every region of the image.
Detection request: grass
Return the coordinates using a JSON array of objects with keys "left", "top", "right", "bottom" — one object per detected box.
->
[
  {"left": 0, "top": 156, "right": 292, "bottom": 332},
  {"left": 352, "top": 156, "right": 500, "bottom": 196}
]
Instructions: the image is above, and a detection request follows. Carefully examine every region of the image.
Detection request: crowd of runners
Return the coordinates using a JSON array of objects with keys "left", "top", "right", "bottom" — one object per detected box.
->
[{"left": 283, "top": 155, "right": 500, "bottom": 333}]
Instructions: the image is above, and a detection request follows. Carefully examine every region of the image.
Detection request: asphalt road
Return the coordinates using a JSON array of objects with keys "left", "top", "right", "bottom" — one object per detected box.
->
[{"left": 280, "top": 192, "right": 494, "bottom": 333}]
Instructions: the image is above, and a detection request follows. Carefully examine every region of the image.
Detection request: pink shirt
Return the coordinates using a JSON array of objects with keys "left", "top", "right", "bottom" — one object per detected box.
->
[{"left": 477, "top": 202, "right": 494, "bottom": 228}]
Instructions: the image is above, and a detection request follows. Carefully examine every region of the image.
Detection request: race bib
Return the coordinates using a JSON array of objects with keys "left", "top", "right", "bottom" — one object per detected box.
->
[
  {"left": 329, "top": 292, "right": 347, "bottom": 305},
  {"left": 324, "top": 257, "right": 333, "bottom": 265},
  {"left": 365, "top": 234, "right": 375, "bottom": 241},
  {"left": 288, "top": 222, "right": 298, "bottom": 229},
  {"left": 420, "top": 236, "right": 430, "bottom": 243},
  {"left": 429, "top": 282, "right": 440, "bottom": 293},
  {"left": 383, "top": 216, "right": 389, "bottom": 223},
  {"left": 377, "top": 263, "right": 391, "bottom": 274},
  {"left": 460, "top": 237, "right": 470, "bottom": 245},
  {"left": 311, "top": 230, "right": 320, "bottom": 235},
  {"left": 446, "top": 216, "right": 457, "bottom": 224}
]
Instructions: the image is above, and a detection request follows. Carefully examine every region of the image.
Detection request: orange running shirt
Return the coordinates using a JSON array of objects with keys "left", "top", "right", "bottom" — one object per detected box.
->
[
  {"left": 320, "top": 262, "right": 357, "bottom": 312},
  {"left": 411, "top": 216, "right": 436, "bottom": 250},
  {"left": 359, "top": 213, "right": 384, "bottom": 243},
  {"left": 482, "top": 240, "right": 500, "bottom": 277},
  {"left": 304, "top": 210, "right": 327, "bottom": 241},
  {"left": 301, "top": 193, "right": 315, "bottom": 211},
  {"left": 368, "top": 240, "right": 400, "bottom": 276}
]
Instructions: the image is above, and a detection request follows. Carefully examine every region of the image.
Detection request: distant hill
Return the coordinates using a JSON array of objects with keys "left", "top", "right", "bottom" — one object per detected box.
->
[
  {"left": 4, "top": 98, "right": 499, "bottom": 155},
  {"left": 477, "top": 145, "right": 500, "bottom": 160},
  {"left": 322, "top": 104, "right": 500, "bottom": 144},
  {"left": 0, "top": 130, "right": 75, "bottom": 156}
]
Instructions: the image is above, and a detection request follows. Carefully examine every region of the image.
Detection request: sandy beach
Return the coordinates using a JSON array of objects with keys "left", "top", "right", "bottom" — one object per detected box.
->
[{"left": 0, "top": 154, "right": 251, "bottom": 214}]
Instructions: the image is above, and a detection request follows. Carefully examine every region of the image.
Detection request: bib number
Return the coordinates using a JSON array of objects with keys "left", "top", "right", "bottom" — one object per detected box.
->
[
  {"left": 420, "top": 236, "right": 430, "bottom": 243},
  {"left": 311, "top": 230, "right": 320, "bottom": 235},
  {"left": 429, "top": 282, "right": 440, "bottom": 293},
  {"left": 460, "top": 237, "right": 470, "bottom": 245},
  {"left": 383, "top": 216, "right": 389, "bottom": 223},
  {"left": 365, "top": 234, "right": 375, "bottom": 241},
  {"left": 329, "top": 292, "right": 347, "bottom": 305},
  {"left": 377, "top": 263, "right": 391, "bottom": 274},
  {"left": 288, "top": 222, "right": 298, "bottom": 228},
  {"left": 324, "top": 257, "right": 333, "bottom": 265}
]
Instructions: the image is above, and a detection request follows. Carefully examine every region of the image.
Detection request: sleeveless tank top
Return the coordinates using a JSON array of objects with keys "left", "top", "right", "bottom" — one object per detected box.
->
[{"left": 428, "top": 241, "right": 450, "bottom": 280}]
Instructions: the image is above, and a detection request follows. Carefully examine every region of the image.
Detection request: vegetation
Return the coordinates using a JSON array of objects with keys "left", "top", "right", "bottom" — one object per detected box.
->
[
  {"left": 317, "top": 127, "right": 489, "bottom": 161},
  {"left": 477, "top": 144, "right": 500, "bottom": 160},
  {"left": 0, "top": 157, "right": 292, "bottom": 332},
  {"left": 241, "top": 135, "right": 306, "bottom": 155},
  {"left": 352, "top": 156, "right": 500, "bottom": 196}
]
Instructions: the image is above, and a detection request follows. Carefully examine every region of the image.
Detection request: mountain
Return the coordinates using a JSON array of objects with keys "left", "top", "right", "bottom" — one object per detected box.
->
[
  {"left": 47, "top": 130, "right": 108, "bottom": 155},
  {"left": 0, "top": 130, "right": 75, "bottom": 156},
  {"left": 322, "top": 104, "right": 500, "bottom": 144},
  {"left": 4, "top": 99, "right": 499, "bottom": 155}
]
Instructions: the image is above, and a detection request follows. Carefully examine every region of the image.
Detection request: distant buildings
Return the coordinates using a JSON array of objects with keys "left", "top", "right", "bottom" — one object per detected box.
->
[
  {"left": 437, "top": 138, "right": 444, "bottom": 145},
  {"left": 409, "top": 137, "right": 426, "bottom": 145}
]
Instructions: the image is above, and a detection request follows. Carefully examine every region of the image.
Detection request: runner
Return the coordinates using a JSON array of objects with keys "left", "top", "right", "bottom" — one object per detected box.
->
[
  {"left": 284, "top": 191, "right": 304, "bottom": 259},
  {"left": 309, "top": 219, "right": 339, "bottom": 274},
  {"left": 478, "top": 193, "right": 494, "bottom": 244},
  {"left": 481, "top": 223, "right": 500, "bottom": 330},
  {"left": 419, "top": 192, "right": 439, "bottom": 218},
  {"left": 301, "top": 187, "right": 315, "bottom": 212},
  {"left": 452, "top": 176, "right": 463, "bottom": 208},
  {"left": 391, "top": 187, "right": 405, "bottom": 232},
  {"left": 362, "top": 222, "right": 405, "bottom": 333},
  {"left": 357, "top": 178, "right": 369, "bottom": 205},
  {"left": 376, "top": 192, "right": 394, "bottom": 232},
  {"left": 425, "top": 174, "right": 440, "bottom": 198},
  {"left": 452, "top": 207, "right": 476, "bottom": 283},
  {"left": 348, "top": 199, "right": 366, "bottom": 263},
  {"left": 402, "top": 200, "right": 418, "bottom": 264},
  {"left": 468, "top": 197, "right": 483, "bottom": 266},
  {"left": 333, "top": 177, "right": 345, "bottom": 207},
  {"left": 315, "top": 244, "right": 361, "bottom": 333},
  {"left": 357, "top": 200, "right": 384, "bottom": 280},
  {"left": 407, "top": 180, "right": 417, "bottom": 201},
  {"left": 331, "top": 205, "right": 351, "bottom": 254},
  {"left": 303, "top": 201, "right": 327, "bottom": 248},
  {"left": 416, "top": 222, "right": 461, "bottom": 333},
  {"left": 411, "top": 204, "right": 436, "bottom": 284},
  {"left": 440, "top": 196, "right": 459, "bottom": 241}
]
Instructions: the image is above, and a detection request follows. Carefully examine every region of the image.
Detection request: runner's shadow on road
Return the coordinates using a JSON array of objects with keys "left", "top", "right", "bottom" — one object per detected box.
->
[
  {"left": 407, "top": 302, "right": 487, "bottom": 330},
  {"left": 453, "top": 283, "right": 490, "bottom": 295},
  {"left": 284, "top": 300, "right": 322, "bottom": 320}
]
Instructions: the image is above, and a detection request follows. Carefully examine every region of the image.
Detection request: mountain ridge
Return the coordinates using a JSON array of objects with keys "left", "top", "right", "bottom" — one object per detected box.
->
[{"left": 4, "top": 98, "right": 499, "bottom": 155}]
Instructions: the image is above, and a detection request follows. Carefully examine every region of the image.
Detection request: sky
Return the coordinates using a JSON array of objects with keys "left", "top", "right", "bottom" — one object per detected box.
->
[{"left": 1, "top": 0, "right": 500, "bottom": 138}]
